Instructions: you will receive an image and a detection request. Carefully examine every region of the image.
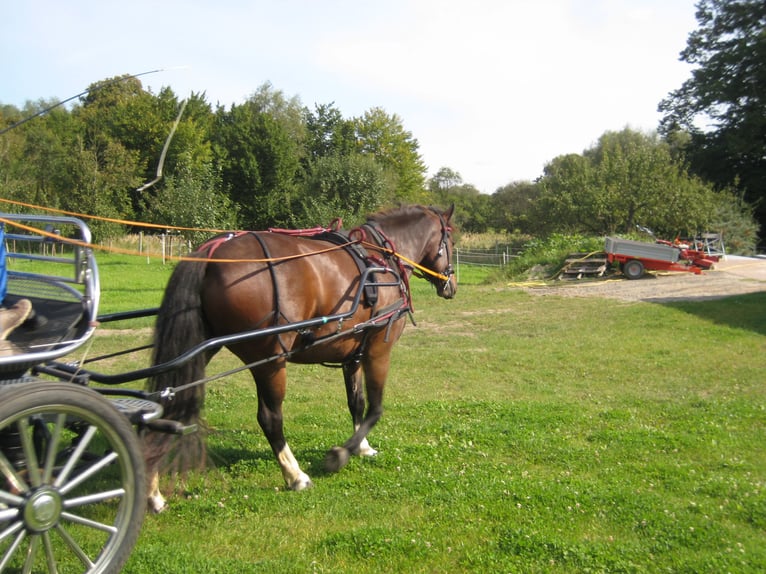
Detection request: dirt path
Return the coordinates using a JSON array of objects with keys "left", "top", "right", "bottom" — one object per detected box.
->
[{"left": 521, "top": 256, "right": 766, "bottom": 303}]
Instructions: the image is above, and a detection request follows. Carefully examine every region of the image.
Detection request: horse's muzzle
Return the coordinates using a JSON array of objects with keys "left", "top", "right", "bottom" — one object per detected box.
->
[{"left": 438, "top": 277, "right": 457, "bottom": 299}]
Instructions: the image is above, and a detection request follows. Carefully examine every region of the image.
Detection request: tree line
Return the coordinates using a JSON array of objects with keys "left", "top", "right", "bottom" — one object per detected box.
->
[
  {"left": 1, "top": 0, "right": 762, "bottom": 252},
  {"left": 434, "top": 127, "right": 757, "bottom": 253},
  {"left": 0, "top": 79, "right": 430, "bottom": 241}
]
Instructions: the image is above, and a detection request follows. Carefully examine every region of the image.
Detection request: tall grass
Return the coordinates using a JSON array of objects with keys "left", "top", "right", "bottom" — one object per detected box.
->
[{"left": 70, "top": 256, "right": 765, "bottom": 573}]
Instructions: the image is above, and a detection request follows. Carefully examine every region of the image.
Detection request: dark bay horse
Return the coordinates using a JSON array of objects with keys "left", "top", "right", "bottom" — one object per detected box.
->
[{"left": 144, "top": 204, "right": 456, "bottom": 511}]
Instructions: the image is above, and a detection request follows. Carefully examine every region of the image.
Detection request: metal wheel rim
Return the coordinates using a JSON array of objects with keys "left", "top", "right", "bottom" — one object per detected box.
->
[{"left": 0, "top": 397, "right": 141, "bottom": 573}]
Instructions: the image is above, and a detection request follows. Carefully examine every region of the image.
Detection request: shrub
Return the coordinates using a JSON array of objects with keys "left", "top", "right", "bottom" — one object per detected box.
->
[{"left": 503, "top": 233, "right": 605, "bottom": 280}]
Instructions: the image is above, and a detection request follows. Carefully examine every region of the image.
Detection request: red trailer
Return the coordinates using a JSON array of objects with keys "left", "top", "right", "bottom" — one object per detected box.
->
[{"left": 605, "top": 236, "right": 719, "bottom": 280}]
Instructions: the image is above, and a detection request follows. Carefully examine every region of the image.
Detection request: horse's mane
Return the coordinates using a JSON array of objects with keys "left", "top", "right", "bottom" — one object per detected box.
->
[{"left": 366, "top": 204, "right": 441, "bottom": 224}]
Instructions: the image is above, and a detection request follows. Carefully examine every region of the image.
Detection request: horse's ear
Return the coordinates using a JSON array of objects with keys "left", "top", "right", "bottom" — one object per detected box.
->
[{"left": 444, "top": 203, "right": 455, "bottom": 221}]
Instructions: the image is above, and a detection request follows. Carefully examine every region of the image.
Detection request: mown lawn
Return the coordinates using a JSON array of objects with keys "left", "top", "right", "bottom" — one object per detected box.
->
[{"left": 80, "top": 256, "right": 765, "bottom": 572}]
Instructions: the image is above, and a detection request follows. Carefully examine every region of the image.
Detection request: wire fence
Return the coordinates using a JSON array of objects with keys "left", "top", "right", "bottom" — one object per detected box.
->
[
  {"left": 454, "top": 246, "right": 520, "bottom": 267},
  {"left": 453, "top": 245, "right": 521, "bottom": 283}
]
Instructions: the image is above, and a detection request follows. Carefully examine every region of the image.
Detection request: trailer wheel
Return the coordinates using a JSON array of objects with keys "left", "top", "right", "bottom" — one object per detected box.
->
[
  {"left": 0, "top": 381, "right": 145, "bottom": 574},
  {"left": 622, "top": 259, "right": 645, "bottom": 280}
]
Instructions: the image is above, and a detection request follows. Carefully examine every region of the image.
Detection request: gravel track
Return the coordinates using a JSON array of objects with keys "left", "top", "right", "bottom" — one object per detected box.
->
[{"left": 521, "top": 256, "right": 766, "bottom": 303}]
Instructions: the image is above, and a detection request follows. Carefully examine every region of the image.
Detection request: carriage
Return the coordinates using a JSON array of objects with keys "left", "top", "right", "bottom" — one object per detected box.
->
[{"left": 0, "top": 205, "right": 456, "bottom": 573}]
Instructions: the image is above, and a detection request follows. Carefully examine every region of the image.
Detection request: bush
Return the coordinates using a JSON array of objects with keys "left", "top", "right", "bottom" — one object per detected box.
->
[
  {"left": 708, "top": 191, "right": 760, "bottom": 255},
  {"left": 503, "top": 233, "right": 605, "bottom": 280}
]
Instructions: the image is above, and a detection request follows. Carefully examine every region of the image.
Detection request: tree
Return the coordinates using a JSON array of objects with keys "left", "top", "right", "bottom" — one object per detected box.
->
[
  {"left": 303, "top": 102, "right": 356, "bottom": 161},
  {"left": 536, "top": 128, "right": 726, "bottom": 239},
  {"left": 75, "top": 75, "right": 175, "bottom": 220},
  {"left": 2, "top": 76, "right": 441, "bottom": 234},
  {"left": 428, "top": 169, "right": 491, "bottom": 233},
  {"left": 77, "top": 76, "right": 162, "bottom": 174},
  {"left": 147, "top": 156, "right": 237, "bottom": 244},
  {"left": 489, "top": 181, "right": 541, "bottom": 234},
  {"left": 535, "top": 153, "right": 593, "bottom": 233},
  {"left": 658, "top": 0, "right": 766, "bottom": 240},
  {"left": 59, "top": 138, "right": 141, "bottom": 239},
  {"left": 354, "top": 107, "right": 427, "bottom": 203},
  {"left": 0, "top": 101, "right": 69, "bottom": 209},
  {"left": 299, "top": 154, "right": 387, "bottom": 227},
  {"left": 428, "top": 167, "right": 463, "bottom": 194},
  {"left": 212, "top": 96, "right": 303, "bottom": 229},
  {"left": 300, "top": 102, "right": 384, "bottom": 224}
]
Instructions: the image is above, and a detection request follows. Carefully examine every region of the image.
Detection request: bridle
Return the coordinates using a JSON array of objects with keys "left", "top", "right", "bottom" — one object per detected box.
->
[
  {"left": 411, "top": 207, "right": 455, "bottom": 291},
  {"left": 350, "top": 206, "right": 455, "bottom": 294}
]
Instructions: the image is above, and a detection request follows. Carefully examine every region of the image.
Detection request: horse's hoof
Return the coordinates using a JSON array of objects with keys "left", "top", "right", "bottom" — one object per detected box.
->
[
  {"left": 288, "top": 473, "right": 314, "bottom": 491},
  {"left": 324, "top": 446, "right": 350, "bottom": 473},
  {"left": 356, "top": 438, "right": 378, "bottom": 457},
  {"left": 148, "top": 494, "right": 167, "bottom": 514}
]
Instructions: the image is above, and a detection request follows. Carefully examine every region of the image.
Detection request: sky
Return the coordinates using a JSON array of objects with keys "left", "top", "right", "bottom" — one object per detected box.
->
[{"left": 1, "top": 0, "right": 699, "bottom": 194}]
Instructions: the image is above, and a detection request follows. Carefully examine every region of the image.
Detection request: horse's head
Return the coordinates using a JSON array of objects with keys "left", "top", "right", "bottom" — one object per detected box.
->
[
  {"left": 364, "top": 204, "right": 457, "bottom": 299},
  {"left": 419, "top": 204, "right": 457, "bottom": 299}
]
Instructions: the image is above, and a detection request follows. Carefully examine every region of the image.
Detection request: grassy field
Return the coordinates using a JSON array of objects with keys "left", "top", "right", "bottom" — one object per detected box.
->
[{"left": 77, "top": 254, "right": 765, "bottom": 572}]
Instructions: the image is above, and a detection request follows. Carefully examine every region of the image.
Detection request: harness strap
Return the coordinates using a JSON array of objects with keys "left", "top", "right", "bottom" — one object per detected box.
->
[
  {"left": 199, "top": 231, "right": 249, "bottom": 259},
  {"left": 329, "top": 297, "right": 411, "bottom": 369},
  {"left": 355, "top": 222, "right": 414, "bottom": 312},
  {"left": 250, "top": 232, "right": 291, "bottom": 354},
  {"left": 309, "top": 229, "right": 379, "bottom": 306}
]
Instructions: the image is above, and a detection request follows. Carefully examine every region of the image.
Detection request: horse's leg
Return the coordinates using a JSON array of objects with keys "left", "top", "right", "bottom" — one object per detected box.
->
[
  {"left": 147, "top": 471, "right": 166, "bottom": 513},
  {"left": 254, "top": 363, "right": 313, "bottom": 491},
  {"left": 342, "top": 360, "right": 378, "bottom": 458},
  {"left": 325, "top": 352, "right": 390, "bottom": 473}
]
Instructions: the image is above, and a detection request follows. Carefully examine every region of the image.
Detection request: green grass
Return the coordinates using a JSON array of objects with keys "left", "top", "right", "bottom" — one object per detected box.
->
[{"left": 59, "top": 258, "right": 766, "bottom": 573}]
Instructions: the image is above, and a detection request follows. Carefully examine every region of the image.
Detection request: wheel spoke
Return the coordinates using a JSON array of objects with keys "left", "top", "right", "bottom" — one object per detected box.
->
[
  {"left": 22, "top": 534, "right": 39, "bottom": 574},
  {"left": 53, "top": 425, "right": 98, "bottom": 489},
  {"left": 0, "top": 489, "right": 25, "bottom": 509},
  {"left": 64, "top": 487, "right": 125, "bottom": 508},
  {"left": 54, "top": 523, "right": 95, "bottom": 570},
  {"left": 17, "top": 418, "right": 41, "bottom": 488},
  {"left": 42, "top": 532, "right": 59, "bottom": 574},
  {"left": 0, "top": 507, "right": 20, "bottom": 523},
  {"left": 61, "top": 511, "right": 118, "bottom": 534},
  {"left": 59, "top": 451, "right": 118, "bottom": 496},
  {"left": 42, "top": 414, "right": 67, "bottom": 484},
  {"left": 0, "top": 529, "right": 27, "bottom": 571},
  {"left": 0, "top": 519, "right": 24, "bottom": 543},
  {"left": 0, "top": 444, "right": 29, "bottom": 495}
]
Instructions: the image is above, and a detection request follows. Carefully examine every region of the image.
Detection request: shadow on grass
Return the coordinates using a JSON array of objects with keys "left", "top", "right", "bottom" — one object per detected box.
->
[
  {"left": 662, "top": 291, "right": 766, "bottom": 336},
  {"left": 206, "top": 445, "right": 273, "bottom": 468},
  {"left": 206, "top": 443, "right": 342, "bottom": 480}
]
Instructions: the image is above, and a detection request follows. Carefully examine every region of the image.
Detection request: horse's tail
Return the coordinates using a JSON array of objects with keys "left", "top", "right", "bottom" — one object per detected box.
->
[{"left": 144, "top": 251, "right": 210, "bottom": 476}]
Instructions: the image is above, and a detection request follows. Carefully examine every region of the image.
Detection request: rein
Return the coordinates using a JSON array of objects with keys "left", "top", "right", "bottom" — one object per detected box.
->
[
  {"left": 362, "top": 242, "right": 451, "bottom": 283},
  {"left": 195, "top": 226, "right": 450, "bottom": 282},
  {"left": 350, "top": 218, "right": 451, "bottom": 283}
]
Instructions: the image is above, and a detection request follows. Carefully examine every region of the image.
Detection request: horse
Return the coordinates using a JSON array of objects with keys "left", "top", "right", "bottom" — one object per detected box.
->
[{"left": 143, "top": 204, "right": 456, "bottom": 512}]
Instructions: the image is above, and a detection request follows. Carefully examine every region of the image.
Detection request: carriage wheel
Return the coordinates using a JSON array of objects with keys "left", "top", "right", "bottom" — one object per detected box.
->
[
  {"left": 622, "top": 259, "right": 645, "bottom": 280},
  {"left": 0, "top": 381, "right": 146, "bottom": 574}
]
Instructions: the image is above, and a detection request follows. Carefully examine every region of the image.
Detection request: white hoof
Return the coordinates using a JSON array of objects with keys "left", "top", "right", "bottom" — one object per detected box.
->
[
  {"left": 357, "top": 438, "right": 378, "bottom": 457},
  {"left": 288, "top": 472, "right": 314, "bottom": 491},
  {"left": 148, "top": 492, "right": 167, "bottom": 513}
]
